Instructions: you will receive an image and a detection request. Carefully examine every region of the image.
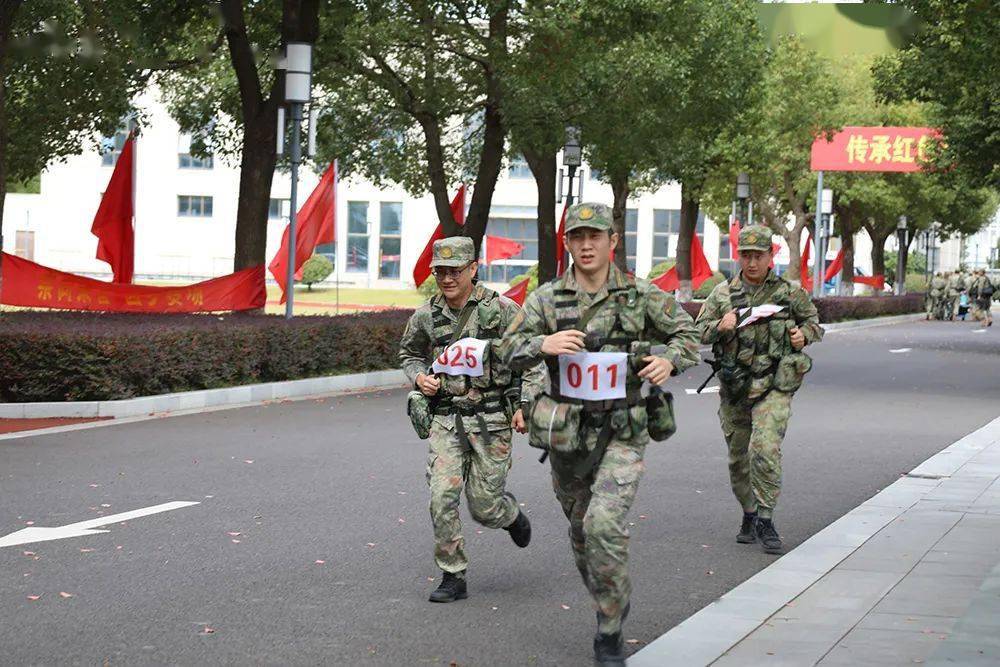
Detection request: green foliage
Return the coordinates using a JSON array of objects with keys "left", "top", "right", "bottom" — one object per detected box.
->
[
  {"left": 0, "top": 310, "right": 411, "bottom": 402},
  {"left": 5, "top": 175, "right": 40, "bottom": 194},
  {"left": 298, "top": 255, "right": 333, "bottom": 290},
  {"left": 694, "top": 272, "right": 727, "bottom": 299},
  {"left": 647, "top": 261, "right": 676, "bottom": 280},
  {"left": 905, "top": 272, "right": 929, "bottom": 294},
  {"left": 417, "top": 277, "right": 440, "bottom": 301},
  {"left": 508, "top": 263, "right": 539, "bottom": 295},
  {"left": 873, "top": 0, "right": 1000, "bottom": 189}
]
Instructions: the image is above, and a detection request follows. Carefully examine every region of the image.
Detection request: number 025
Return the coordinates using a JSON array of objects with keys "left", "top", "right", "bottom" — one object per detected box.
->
[
  {"left": 436, "top": 345, "right": 478, "bottom": 368},
  {"left": 565, "top": 362, "right": 618, "bottom": 390}
]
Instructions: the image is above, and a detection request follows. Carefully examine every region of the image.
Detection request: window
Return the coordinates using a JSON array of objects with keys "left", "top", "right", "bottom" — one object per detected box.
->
[
  {"left": 718, "top": 237, "right": 736, "bottom": 278},
  {"left": 624, "top": 208, "right": 638, "bottom": 273},
  {"left": 268, "top": 198, "right": 290, "bottom": 221},
  {"left": 379, "top": 202, "right": 402, "bottom": 279},
  {"left": 346, "top": 201, "right": 369, "bottom": 272},
  {"left": 178, "top": 195, "right": 213, "bottom": 218},
  {"left": 508, "top": 154, "right": 532, "bottom": 179},
  {"left": 100, "top": 128, "right": 130, "bottom": 166},
  {"left": 484, "top": 210, "right": 538, "bottom": 282},
  {"left": 14, "top": 230, "right": 34, "bottom": 260},
  {"left": 652, "top": 209, "right": 706, "bottom": 267},
  {"left": 179, "top": 153, "right": 214, "bottom": 169}
]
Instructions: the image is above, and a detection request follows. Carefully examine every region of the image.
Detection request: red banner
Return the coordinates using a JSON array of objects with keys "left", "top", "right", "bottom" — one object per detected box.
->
[
  {"left": 651, "top": 232, "right": 714, "bottom": 292},
  {"left": 811, "top": 126, "right": 940, "bottom": 172},
  {"left": 503, "top": 278, "right": 529, "bottom": 306},
  {"left": 413, "top": 186, "right": 466, "bottom": 287},
  {"left": 1, "top": 253, "right": 266, "bottom": 312},
  {"left": 485, "top": 235, "right": 525, "bottom": 264}
]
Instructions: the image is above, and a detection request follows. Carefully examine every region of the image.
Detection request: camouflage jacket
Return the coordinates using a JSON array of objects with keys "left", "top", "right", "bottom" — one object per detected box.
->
[
  {"left": 929, "top": 276, "right": 947, "bottom": 297},
  {"left": 947, "top": 273, "right": 967, "bottom": 295},
  {"left": 969, "top": 275, "right": 993, "bottom": 300},
  {"left": 399, "top": 283, "right": 545, "bottom": 433},
  {"left": 696, "top": 270, "right": 824, "bottom": 399},
  {"left": 499, "top": 265, "right": 701, "bottom": 404}
]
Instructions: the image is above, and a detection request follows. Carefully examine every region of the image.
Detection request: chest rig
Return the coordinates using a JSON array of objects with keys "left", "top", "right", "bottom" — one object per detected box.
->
[{"left": 428, "top": 288, "right": 513, "bottom": 419}]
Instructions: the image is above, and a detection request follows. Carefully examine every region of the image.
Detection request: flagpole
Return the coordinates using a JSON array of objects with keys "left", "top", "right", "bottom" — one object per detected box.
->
[
  {"left": 285, "top": 103, "right": 303, "bottom": 319},
  {"left": 129, "top": 121, "right": 137, "bottom": 285},
  {"left": 334, "top": 159, "right": 340, "bottom": 315}
]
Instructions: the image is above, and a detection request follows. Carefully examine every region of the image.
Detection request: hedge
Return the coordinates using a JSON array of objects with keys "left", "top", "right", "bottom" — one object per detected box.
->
[{"left": 0, "top": 293, "right": 924, "bottom": 403}]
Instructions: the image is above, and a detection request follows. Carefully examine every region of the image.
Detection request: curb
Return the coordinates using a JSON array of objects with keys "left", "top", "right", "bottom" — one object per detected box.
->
[
  {"left": 0, "top": 369, "right": 407, "bottom": 420},
  {"left": 822, "top": 311, "right": 925, "bottom": 333},
  {"left": 628, "top": 413, "right": 1000, "bottom": 666}
]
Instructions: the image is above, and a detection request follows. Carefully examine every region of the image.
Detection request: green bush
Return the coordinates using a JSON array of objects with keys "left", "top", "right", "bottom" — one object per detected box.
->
[
  {"left": 417, "top": 277, "right": 440, "bottom": 299},
  {"left": 298, "top": 254, "right": 333, "bottom": 290},
  {"left": 508, "top": 263, "right": 539, "bottom": 296},
  {"left": 904, "top": 272, "right": 930, "bottom": 294},
  {"left": 0, "top": 311, "right": 412, "bottom": 403},
  {"left": 647, "top": 261, "right": 675, "bottom": 280}
]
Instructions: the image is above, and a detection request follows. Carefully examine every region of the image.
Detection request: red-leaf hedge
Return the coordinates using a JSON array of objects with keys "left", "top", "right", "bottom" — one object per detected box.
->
[{"left": 0, "top": 294, "right": 923, "bottom": 403}]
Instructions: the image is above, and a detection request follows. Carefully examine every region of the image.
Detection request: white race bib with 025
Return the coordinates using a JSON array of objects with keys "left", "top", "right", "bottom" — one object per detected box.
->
[
  {"left": 432, "top": 337, "right": 488, "bottom": 377},
  {"left": 558, "top": 352, "right": 628, "bottom": 401}
]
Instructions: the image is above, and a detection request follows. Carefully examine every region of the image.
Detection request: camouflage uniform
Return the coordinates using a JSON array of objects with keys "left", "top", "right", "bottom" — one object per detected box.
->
[
  {"left": 928, "top": 274, "right": 947, "bottom": 319},
  {"left": 947, "top": 272, "right": 966, "bottom": 319},
  {"left": 968, "top": 271, "right": 994, "bottom": 324},
  {"left": 695, "top": 226, "right": 824, "bottom": 520},
  {"left": 399, "top": 238, "right": 544, "bottom": 577},
  {"left": 499, "top": 203, "right": 700, "bottom": 636}
]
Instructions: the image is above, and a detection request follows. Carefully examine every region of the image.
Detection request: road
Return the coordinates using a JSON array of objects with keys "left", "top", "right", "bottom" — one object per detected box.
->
[{"left": 1, "top": 319, "right": 999, "bottom": 665}]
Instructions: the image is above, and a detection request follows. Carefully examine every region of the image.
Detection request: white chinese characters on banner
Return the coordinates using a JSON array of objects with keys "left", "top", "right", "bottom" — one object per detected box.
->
[
  {"left": 737, "top": 304, "right": 785, "bottom": 328},
  {"left": 432, "top": 337, "right": 488, "bottom": 377},
  {"left": 558, "top": 352, "right": 628, "bottom": 401}
]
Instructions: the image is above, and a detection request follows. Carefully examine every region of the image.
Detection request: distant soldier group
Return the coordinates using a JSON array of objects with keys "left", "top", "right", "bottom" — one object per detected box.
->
[
  {"left": 400, "top": 207, "right": 823, "bottom": 665},
  {"left": 927, "top": 269, "right": 996, "bottom": 326}
]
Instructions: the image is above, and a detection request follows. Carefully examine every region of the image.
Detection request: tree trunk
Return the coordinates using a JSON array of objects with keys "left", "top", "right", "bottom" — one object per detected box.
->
[
  {"left": 835, "top": 203, "right": 856, "bottom": 295},
  {"left": 784, "top": 227, "right": 802, "bottom": 283},
  {"left": 610, "top": 173, "right": 629, "bottom": 272},
  {"left": 523, "top": 148, "right": 557, "bottom": 284},
  {"left": 0, "top": 1, "right": 24, "bottom": 300},
  {"left": 870, "top": 233, "right": 890, "bottom": 277},
  {"left": 677, "top": 182, "right": 700, "bottom": 301},
  {"left": 419, "top": 115, "right": 461, "bottom": 237},
  {"left": 232, "top": 105, "right": 278, "bottom": 272}
]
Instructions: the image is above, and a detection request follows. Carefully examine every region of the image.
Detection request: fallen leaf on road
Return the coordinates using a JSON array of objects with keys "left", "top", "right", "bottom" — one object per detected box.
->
[
  {"left": 227, "top": 532, "right": 241, "bottom": 537},
  {"left": 706, "top": 570, "right": 714, "bottom": 575},
  {"left": 626, "top": 639, "right": 643, "bottom": 645},
  {"left": 205, "top": 495, "right": 214, "bottom": 499},
  {"left": 24, "top": 521, "right": 34, "bottom": 526},
  {"left": 22, "top": 551, "right": 34, "bottom": 557},
  {"left": 59, "top": 592, "right": 74, "bottom": 599},
  {"left": 27, "top": 595, "right": 40, "bottom": 601},
  {"left": 231, "top": 539, "right": 241, "bottom": 544},
  {"left": 491, "top": 606, "right": 498, "bottom": 611},
  {"left": 639, "top": 515, "right": 648, "bottom": 520},
  {"left": 79, "top": 548, "right": 94, "bottom": 553},
  {"left": 243, "top": 460, "right": 254, "bottom": 464},
  {"left": 101, "top": 504, "right": 111, "bottom": 508},
  {"left": 476, "top": 530, "right": 483, "bottom": 535},
  {"left": 116, "top": 545, "right": 123, "bottom": 550},
  {"left": 315, "top": 560, "right": 325, "bottom": 565},
  {"left": 366, "top": 543, "right": 376, "bottom": 548},
  {"left": 695, "top": 490, "right": 702, "bottom": 494},
  {"left": 398, "top": 518, "right": 406, "bottom": 524},
  {"left": 200, "top": 627, "right": 215, "bottom": 635},
  {"left": 397, "top": 491, "right": 407, "bottom": 495},
  {"left": 701, "top": 544, "right": 711, "bottom": 549},
  {"left": 560, "top": 604, "right": 570, "bottom": 610},
  {"left": 89, "top": 484, "right": 100, "bottom": 488}
]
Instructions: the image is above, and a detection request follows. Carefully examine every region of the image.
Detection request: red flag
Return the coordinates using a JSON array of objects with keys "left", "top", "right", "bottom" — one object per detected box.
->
[
  {"left": 824, "top": 246, "right": 845, "bottom": 282},
  {"left": 729, "top": 220, "right": 741, "bottom": 261},
  {"left": 503, "top": 278, "right": 529, "bottom": 306},
  {"left": 856, "top": 274, "right": 885, "bottom": 289},
  {"left": 91, "top": 132, "right": 135, "bottom": 283},
  {"left": 268, "top": 162, "right": 337, "bottom": 304},
  {"left": 485, "top": 235, "right": 524, "bottom": 264},
  {"left": 800, "top": 232, "right": 813, "bottom": 292},
  {"left": 555, "top": 203, "right": 569, "bottom": 276},
  {"left": 651, "top": 233, "right": 714, "bottom": 293},
  {"left": 413, "top": 186, "right": 466, "bottom": 286}
]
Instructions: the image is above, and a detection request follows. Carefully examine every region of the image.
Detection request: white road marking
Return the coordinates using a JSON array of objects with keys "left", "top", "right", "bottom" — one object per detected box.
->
[
  {"left": 686, "top": 386, "right": 720, "bottom": 395},
  {"left": 889, "top": 348, "right": 912, "bottom": 353},
  {"left": 0, "top": 501, "right": 200, "bottom": 548}
]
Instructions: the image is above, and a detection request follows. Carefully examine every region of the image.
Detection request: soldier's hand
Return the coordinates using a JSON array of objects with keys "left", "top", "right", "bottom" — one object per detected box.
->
[
  {"left": 512, "top": 408, "right": 528, "bottom": 434},
  {"left": 541, "top": 329, "right": 586, "bottom": 356},
  {"left": 638, "top": 356, "right": 674, "bottom": 386},
  {"left": 789, "top": 327, "right": 806, "bottom": 351},
  {"left": 416, "top": 373, "right": 440, "bottom": 396},
  {"left": 718, "top": 310, "right": 738, "bottom": 333}
]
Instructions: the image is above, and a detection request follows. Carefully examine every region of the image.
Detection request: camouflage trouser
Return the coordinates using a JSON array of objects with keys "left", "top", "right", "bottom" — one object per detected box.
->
[
  {"left": 550, "top": 428, "right": 647, "bottom": 635},
  {"left": 719, "top": 390, "right": 794, "bottom": 519},
  {"left": 971, "top": 299, "right": 993, "bottom": 322},
  {"left": 426, "top": 422, "right": 518, "bottom": 576}
]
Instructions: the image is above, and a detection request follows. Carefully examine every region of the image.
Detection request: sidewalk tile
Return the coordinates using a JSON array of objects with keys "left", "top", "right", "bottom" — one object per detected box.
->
[
  {"left": 818, "top": 627, "right": 950, "bottom": 666},
  {"left": 871, "top": 574, "right": 984, "bottom": 618}
]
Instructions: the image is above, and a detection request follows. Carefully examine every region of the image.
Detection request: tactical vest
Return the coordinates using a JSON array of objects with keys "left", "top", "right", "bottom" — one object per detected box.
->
[
  {"left": 545, "top": 276, "right": 646, "bottom": 411},
  {"left": 930, "top": 277, "right": 946, "bottom": 297},
  {"left": 429, "top": 288, "right": 512, "bottom": 417},
  {"left": 713, "top": 277, "right": 797, "bottom": 400}
]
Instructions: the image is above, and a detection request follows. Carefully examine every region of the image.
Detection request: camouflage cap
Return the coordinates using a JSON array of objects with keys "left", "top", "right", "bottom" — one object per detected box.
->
[
  {"left": 431, "top": 236, "right": 475, "bottom": 268},
  {"left": 565, "top": 202, "right": 613, "bottom": 233},
  {"left": 738, "top": 225, "right": 774, "bottom": 252}
]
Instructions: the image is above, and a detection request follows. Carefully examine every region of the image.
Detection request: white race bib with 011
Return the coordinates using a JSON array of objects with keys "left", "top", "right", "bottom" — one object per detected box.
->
[
  {"left": 558, "top": 352, "right": 628, "bottom": 401},
  {"left": 432, "top": 337, "right": 488, "bottom": 377}
]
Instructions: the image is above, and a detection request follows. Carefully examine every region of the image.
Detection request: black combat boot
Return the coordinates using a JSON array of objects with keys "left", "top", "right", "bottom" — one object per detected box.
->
[
  {"left": 755, "top": 517, "right": 783, "bottom": 554},
  {"left": 428, "top": 571, "right": 467, "bottom": 603},
  {"left": 505, "top": 510, "right": 532, "bottom": 548},
  {"left": 737, "top": 511, "right": 758, "bottom": 544},
  {"left": 593, "top": 631, "right": 625, "bottom": 666}
]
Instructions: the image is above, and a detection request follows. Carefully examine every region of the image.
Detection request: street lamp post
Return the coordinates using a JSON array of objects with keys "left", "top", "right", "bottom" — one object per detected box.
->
[
  {"left": 820, "top": 188, "right": 833, "bottom": 293},
  {"left": 896, "top": 215, "right": 908, "bottom": 296},
  {"left": 279, "top": 42, "right": 313, "bottom": 320},
  {"left": 561, "top": 126, "right": 582, "bottom": 207},
  {"left": 736, "top": 172, "right": 750, "bottom": 226}
]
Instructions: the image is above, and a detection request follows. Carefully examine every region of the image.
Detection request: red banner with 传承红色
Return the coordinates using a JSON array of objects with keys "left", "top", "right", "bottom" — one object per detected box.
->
[
  {"left": 811, "top": 126, "right": 941, "bottom": 172},
  {"left": 0, "top": 252, "right": 266, "bottom": 312}
]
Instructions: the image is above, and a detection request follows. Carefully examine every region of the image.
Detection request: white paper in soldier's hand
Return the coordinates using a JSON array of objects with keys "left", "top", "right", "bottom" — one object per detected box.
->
[{"left": 737, "top": 304, "right": 785, "bottom": 328}]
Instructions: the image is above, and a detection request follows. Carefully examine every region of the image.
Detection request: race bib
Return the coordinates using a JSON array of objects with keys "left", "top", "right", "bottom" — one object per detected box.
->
[
  {"left": 558, "top": 352, "right": 628, "bottom": 400},
  {"left": 432, "top": 337, "right": 488, "bottom": 377}
]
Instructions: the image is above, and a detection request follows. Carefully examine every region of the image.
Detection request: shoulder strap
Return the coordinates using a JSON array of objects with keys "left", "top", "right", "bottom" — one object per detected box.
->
[{"left": 449, "top": 301, "right": 477, "bottom": 346}]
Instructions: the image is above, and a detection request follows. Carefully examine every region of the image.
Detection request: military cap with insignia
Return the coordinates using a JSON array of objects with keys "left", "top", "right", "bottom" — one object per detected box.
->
[
  {"left": 565, "top": 202, "right": 613, "bottom": 233},
  {"left": 737, "top": 225, "right": 774, "bottom": 252},
  {"left": 431, "top": 236, "right": 475, "bottom": 267}
]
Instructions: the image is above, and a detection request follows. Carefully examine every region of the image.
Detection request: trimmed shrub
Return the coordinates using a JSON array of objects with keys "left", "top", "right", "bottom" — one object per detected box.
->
[
  {"left": 298, "top": 254, "right": 333, "bottom": 289},
  {"left": 0, "top": 311, "right": 412, "bottom": 403}
]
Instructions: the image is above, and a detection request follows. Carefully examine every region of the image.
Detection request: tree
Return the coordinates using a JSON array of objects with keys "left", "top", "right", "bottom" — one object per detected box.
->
[
  {"left": 873, "top": 0, "right": 1000, "bottom": 190},
  {"left": 702, "top": 35, "right": 841, "bottom": 285},
  {"left": 298, "top": 253, "right": 333, "bottom": 290},
  {"left": 159, "top": 1, "right": 322, "bottom": 274},
  {"left": 314, "top": 0, "right": 514, "bottom": 259}
]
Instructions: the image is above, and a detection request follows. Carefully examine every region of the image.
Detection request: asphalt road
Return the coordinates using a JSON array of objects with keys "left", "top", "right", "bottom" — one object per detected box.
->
[{"left": 2, "top": 318, "right": 999, "bottom": 666}]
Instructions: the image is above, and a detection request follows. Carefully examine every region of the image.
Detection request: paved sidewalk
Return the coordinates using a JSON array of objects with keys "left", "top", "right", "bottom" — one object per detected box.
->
[{"left": 632, "top": 415, "right": 1000, "bottom": 666}]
